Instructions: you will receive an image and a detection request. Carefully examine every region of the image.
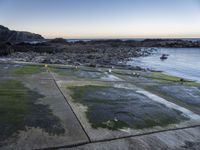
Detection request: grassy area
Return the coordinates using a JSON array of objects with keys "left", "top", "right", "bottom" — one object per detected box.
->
[
  {"left": 13, "top": 65, "right": 43, "bottom": 75},
  {"left": 0, "top": 80, "right": 65, "bottom": 142},
  {"left": 48, "top": 66, "right": 75, "bottom": 76},
  {"left": 0, "top": 80, "right": 29, "bottom": 124},
  {"left": 68, "top": 85, "right": 186, "bottom": 130},
  {"left": 151, "top": 72, "right": 200, "bottom": 87},
  {"left": 185, "top": 82, "right": 200, "bottom": 87},
  {"left": 49, "top": 66, "right": 105, "bottom": 80},
  {"left": 142, "top": 85, "right": 200, "bottom": 114},
  {"left": 152, "top": 72, "right": 183, "bottom": 82}
]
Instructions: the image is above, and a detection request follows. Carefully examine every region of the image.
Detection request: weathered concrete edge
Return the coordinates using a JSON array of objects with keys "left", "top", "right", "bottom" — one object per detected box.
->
[{"left": 36, "top": 125, "right": 200, "bottom": 150}]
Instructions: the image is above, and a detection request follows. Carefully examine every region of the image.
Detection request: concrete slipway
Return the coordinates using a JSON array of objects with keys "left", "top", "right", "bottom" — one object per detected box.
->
[{"left": 0, "top": 62, "right": 200, "bottom": 150}]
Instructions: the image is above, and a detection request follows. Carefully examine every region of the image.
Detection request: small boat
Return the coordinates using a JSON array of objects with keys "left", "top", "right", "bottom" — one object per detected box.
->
[{"left": 160, "top": 54, "right": 168, "bottom": 60}]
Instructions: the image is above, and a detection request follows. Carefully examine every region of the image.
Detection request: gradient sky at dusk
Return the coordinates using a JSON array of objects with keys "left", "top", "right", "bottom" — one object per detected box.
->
[{"left": 0, "top": 0, "right": 200, "bottom": 39}]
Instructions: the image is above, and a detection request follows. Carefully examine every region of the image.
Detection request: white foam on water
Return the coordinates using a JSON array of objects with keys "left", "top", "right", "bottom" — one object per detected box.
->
[{"left": 137, "top": 90, "right": 200, "bottom": 121}]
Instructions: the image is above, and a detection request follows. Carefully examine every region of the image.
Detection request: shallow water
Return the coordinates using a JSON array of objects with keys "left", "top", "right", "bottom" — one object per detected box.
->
[{"left": 127, "top": 48, "right": 200, "bottom": 82}]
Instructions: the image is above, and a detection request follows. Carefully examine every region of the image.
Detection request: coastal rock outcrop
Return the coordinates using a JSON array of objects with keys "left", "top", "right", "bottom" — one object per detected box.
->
[{"left": 0, "top": 25, "right": 44, "bottom": 43}]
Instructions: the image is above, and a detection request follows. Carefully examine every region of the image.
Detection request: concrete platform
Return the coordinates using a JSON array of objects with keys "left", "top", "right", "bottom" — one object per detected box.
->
[
  {"left": 0, "top": 63, "right": 52, "bottom": 79},
  {"left": 60, "top": 126, "right": 200, "bottom": 150},
  {"left": 49, "top": 66, "right": 124, "bottom": 82},
  {"left": 0, "top": 62, "right": 200, "bottom": 150},
  {"left": 57, "top": 80, "right": 200, "bottom": 142},
  {"left": 0, "top": 64, "right": 89, "bottom": 150}
]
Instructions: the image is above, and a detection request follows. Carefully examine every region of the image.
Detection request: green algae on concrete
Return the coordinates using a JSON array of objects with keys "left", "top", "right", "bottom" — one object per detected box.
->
[
  {"left": 12, "top": 65, "right": 44, "bottom": 75},
  {"left": 48, "top": 66, "right": 74, "bottom": 76},
  {"left": 151, "top": 72, "right": 184, "bottom": 82},
  {"left": 0, "top": 80, "right": 65, "bottom": 143},
  {"left": 142, "top": 84, "right": 200, "bottom": 114},
  {"left": 49, "top": 66, "right": 104, "bottom": 79},
  {"left": 185, "top": 82, "right": 200, "bottom": 87},
  {"left": 150, "top": 72, "right": 200, "bottom": 87},
  {"left": 68, "top": 85, "right": 187, "bottom": 130}
]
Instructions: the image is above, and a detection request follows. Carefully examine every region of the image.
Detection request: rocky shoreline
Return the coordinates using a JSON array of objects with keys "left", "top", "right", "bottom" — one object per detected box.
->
[
  {"left": 1, "top": 25, "right": 200, "bottom": 67},
  {"left": 3, "top": 47, "right": 155, "bottom": 67}
]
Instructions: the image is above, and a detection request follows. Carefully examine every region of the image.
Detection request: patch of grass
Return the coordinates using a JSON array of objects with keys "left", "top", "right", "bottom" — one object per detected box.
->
[
  {"left": 152, "top": 72, "right": 183, "bottom": 82},
  {"left": 151, "top": 72, "right": 200, "bottom": 87},
  {"left": 0, "top": 80, "right": 28, "bottom": 121},
  {"left": 185, "top": 82, "right": 200, "bottom": 87},
  {"left": 0, "top": 80, "right": 65, "bottom": 143},
  {"left": 69, "top": 85, "right": 104, "bottom": 101},
  {"left": 13, "top": 65, "right": 43, "bottom": 75},
  {"left": 48, "top": 66, "right": 75, "bottom": 76}
]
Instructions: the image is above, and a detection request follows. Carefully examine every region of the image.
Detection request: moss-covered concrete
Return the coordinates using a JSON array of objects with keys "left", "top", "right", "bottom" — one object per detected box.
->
[
  {"left": 0, "top": 80, "right": 65, "bottom": 143},
  {"left": 151, "top": 72, "right": 185, "bottom": 82},
  {"left": 150, "top": 72, "right": 200, "bottom": 86},
  {"left": 12, "top": 65, "right": 44, "bottom": 75},
  {"left": 185, "top": 82, "right": 200, "bottom": 87},
  {"left": 49, "top": 66, "right": 104, "bottom": 79},
  {"left": 1, "top": 62, "right": 200, "bottom": 148},
  {"left": 68, "top": 85, "right": 187, "bottom": 130},
  {"left": 141, "top": 84, "right": 200, "bottom": 114}
]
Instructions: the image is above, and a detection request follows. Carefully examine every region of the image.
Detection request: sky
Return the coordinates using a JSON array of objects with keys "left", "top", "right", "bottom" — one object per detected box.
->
[{"left": 0, "top": 0, "right": 200, "bottom": 39}]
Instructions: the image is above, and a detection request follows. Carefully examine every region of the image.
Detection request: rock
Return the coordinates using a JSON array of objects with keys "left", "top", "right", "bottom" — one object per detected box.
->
[
  {"left": 0, "top": 42, "right": 14, "bottom": 56},
  {"left": 48, "top": 38, "right": 68, "bottom": 44},
  {"left": 0, "top": 25, "right": 44, "bottom": 43}
]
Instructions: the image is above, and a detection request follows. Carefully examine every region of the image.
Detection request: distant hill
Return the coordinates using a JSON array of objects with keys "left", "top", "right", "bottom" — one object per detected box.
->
[{"left": 0, "top": 25, "right": 44, "bottom": 43}]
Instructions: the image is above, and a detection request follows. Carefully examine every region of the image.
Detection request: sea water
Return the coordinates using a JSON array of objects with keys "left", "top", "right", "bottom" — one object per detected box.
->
[{"left": 128, "top": 48, "right": 200, "bottom": 82}]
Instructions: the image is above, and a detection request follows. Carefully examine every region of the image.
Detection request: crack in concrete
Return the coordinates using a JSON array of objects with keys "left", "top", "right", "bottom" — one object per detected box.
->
[
  {"left": 36, "top": 125, "right": 200, "bottom": 150},
  {"left": 41, "top": 67, "right": 200, "bottom": 150},
  {"left": 47, "top": 68, "right": 92, "bottom": 143}
]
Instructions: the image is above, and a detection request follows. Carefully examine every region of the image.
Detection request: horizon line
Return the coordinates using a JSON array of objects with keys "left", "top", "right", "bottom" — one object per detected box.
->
[{"left": 47, "top": 37, "right": 200, "bottom": 40}]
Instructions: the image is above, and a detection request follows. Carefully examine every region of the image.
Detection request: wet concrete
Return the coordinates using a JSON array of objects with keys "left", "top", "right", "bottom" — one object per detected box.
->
[
  {"left": 59, "top": 81, "right": 200, "bottom": 141},
  {"left": 138, "top": 83, "right": 200, "bottom": 115},
  {"left": 0, "top": 62, "right": 200, "bottom": 149},
  {"left": 0, "top": 79, "right": 65, "bottom": 143},
  {"left": 69, "top": 85, "right": 187, "bottom": 130},
  {"left": 0, "top": 63, "right": 52, "bottom": 80},
  {"left": 0, "top": 63, "right": 89, "bottom": 150},
  {"left": 154, "top": 85, "right": 200, "bottom": 106},
  {"left": 50, "top": 66, "right": 123, "bottom": 81},
  {"left": 61, "top": 126, "right": 200, "bottom": 150}
]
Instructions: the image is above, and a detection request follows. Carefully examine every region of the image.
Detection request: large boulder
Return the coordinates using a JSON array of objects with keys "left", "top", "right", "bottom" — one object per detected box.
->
[
  {"left": 0, "top": 42, "right": 14, "bottom": 56},
  {"left": 0, "top": 25, "right": 44, "bottom": 43}
]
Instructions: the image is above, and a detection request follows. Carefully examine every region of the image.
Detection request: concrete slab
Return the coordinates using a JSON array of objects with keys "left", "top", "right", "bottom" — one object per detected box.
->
[
  {"left": 57, "top": 80, "right": 200, "bottom": 142},
  {"left": 0, "top": 63, "right": 52, "bottom": 80},
  {"left": 1, "top": 63, "right": 200, "bottom": 149},
  {"left": 49, "top": 66, "right": 123, "bottom": 82},
  {"left": 0, "top": 78, "right": 89, "bottom": 150},
  {"left": 137, "top": 82, "right": 200, "bottom": 115},
  {"left": 61, "top": 126, "right": 200, "bottom": 150}
]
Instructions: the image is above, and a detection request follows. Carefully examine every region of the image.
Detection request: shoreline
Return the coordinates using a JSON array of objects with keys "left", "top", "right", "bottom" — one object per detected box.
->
[
  {"left": 127, "top": 47, "right": 200, "bottom": 83},
  {"left": 0, "top": 57, "right": 199, "bottom": 84}
]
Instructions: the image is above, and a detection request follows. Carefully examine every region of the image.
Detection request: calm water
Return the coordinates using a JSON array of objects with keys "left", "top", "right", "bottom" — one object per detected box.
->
[{"left": 128, "top": 48, "right": 200, "bottom": 82}]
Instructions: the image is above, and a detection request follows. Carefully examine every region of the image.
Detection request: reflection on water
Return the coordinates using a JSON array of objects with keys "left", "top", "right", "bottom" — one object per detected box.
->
[{"left": 128, "top": 48, "right": 200, "bottom": 82}]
